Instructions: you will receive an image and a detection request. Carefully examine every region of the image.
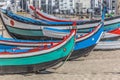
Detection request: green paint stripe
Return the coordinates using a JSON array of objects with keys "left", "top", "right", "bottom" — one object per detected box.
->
[
  {"left": 7, "top": 26, "right": 44, "bottom": 36},
  {"left": 104, "top": 23, "right": 120, "bottom": 31}
]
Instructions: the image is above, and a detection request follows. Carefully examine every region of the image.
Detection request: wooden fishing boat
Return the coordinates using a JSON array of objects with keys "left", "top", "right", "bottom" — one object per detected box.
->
[
  {"left": 0, "top": 9, "right": 75, "bottom": 40},
  {"left": 0, "top": 29, "right": 75, "bottom": 74},
  {"left": 29, "top": 5, "right": 120, "bottom": 36},
  {"left": 29, "top": 6, "right": 85, "bottom": 22}
]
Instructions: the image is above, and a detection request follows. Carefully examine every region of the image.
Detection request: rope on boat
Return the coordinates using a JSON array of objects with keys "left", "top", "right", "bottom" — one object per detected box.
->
[
  {"left": 102, "top": 32, "right": 105, "bottom": 38},
  {"left": 52, "top": 49, "right": 74, "bottom": 70},
  {"left": 52, "top": 22, "right": 76, "bottom": 70}
]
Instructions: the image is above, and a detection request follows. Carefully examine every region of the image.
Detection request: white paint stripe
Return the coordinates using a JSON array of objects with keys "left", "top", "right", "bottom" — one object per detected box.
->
[
  {"left": 76, "top": 24, "right": 102, "bottom": 42},
  {"left": 0, "top": 41, "right": 53, "bottom": 46}
]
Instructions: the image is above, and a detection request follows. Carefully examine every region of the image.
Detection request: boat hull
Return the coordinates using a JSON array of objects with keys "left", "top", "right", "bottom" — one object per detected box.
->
[
  {"left": 69, "top": 44, "right": 96, "bottom": 60},
  {"left": 9, "top": 32, "right": 61, "bottom": 40},
  {"left": 0, "top": 57, "right": 65, "bottom": 74},
  {"left": 0, "top": 32, "right": 75, "bottom": 74}
]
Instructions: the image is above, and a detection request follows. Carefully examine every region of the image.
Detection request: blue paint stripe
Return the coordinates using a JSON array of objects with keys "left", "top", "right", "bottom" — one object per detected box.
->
[{"left": 44, "top": 27, "right": 70, "bottom": 33}]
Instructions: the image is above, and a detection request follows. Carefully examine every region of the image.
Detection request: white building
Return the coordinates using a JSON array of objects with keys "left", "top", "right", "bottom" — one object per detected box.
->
[
  {"left": 59, "top": 0, "right": 75, "bottom": 11},
  {"left": 78, "top": 0, "right": 91, "bottom": 9},
  {"left": 59, "top": 0, "right": 91, "bottom": 14},
  {"left": 42, "top": 0, "right": 59, "bottom": 13},
  {"left": 76, "top": 0, "right": 91, "bottom": 14}
]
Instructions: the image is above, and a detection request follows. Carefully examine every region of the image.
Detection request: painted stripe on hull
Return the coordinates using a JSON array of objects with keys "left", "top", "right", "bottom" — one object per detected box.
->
[
  {"left": 74, "top": 24, "right": 103, "bottom": 50},
  {"left": 9, "top": 32, "right": 61, "bottom": 40},
  {"left": 0, "top": 56, "right": 65, "bottom": 74},
  {"left": 6, "top": 25, "right": 44, "bottom": 36},
  {"left": 104, "top": 23, "right": 120, "bottom": 32}
]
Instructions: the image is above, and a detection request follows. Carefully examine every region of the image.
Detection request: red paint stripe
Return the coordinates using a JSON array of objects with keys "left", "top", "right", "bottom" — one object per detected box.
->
[
  {"left": 0, "top": 29, "right": 76, "bottom": 55},
  {"left": 76, "top": 25, "right": 100, "bottom": 40},
  {"left": 30, "top": 6, "right": 36, "bottom": 10},
  {"left": 29, "top": 6, "right": 71, "bottom": 22},
  {"left": 108, "top": 28, "right": 120, "bottom": 35},
  {"left": 0, "top": 40, "right": 56, "bottom": 45}
]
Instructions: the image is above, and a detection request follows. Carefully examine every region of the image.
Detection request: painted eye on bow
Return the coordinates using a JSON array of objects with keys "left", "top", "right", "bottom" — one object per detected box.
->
[
  {"left": 63, "top": 48, "right": 67, "bottom": 52},
  {"left": 10, "top": 20, "right": 15, "bottom": 26}
]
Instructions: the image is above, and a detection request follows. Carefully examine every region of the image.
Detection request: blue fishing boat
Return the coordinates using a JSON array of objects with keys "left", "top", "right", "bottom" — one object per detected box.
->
[{"left": 43, "top": 21, "right": 103, "bottom": 60}]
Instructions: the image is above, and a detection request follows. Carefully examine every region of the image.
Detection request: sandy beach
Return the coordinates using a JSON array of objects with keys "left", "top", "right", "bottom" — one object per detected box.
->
[
  {"left": 0, "top": 50, "right": 119, "bottom": 80},
  {"left": 0, "top": 24, "right": 120, "bottom": 80}
]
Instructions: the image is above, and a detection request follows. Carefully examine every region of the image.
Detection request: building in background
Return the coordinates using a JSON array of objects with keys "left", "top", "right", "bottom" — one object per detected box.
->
[
  {"left": 106, "top": 0, "right": 117, "bottom": 15},
  {"left": 59, "top": 0, "right": 75, "bottom": 14},
  {"left": 91, "top": 0, "right": 101, "bottom": 16},
  {"left": 40, "top": 0, "right": 59, "bottom": 14},
  {"left": 76, "top": 0, "right": 91, "bottom": 15},
  {"left": 40, "top": 0, "right": 91, "bottom": 15},
  {"left": 29, "top": 0, "right": 96, "bottom": 15},
  {"left": 59, "top": 0, "right": 91, "bottom": 15},
  {"left": 18, "top": 0, "right": 119, "bottom": 17}
]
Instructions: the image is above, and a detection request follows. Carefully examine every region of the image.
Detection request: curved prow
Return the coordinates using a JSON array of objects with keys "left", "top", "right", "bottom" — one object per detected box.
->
[
  {"left": 72, "top": 21, "right": 77, "bottom": 35},
  {"left": 29, "top": 5, "right": 36, "bottom": 10},
  {"left": 29, "top": 5, "right": 72, "bottom": 22}
]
